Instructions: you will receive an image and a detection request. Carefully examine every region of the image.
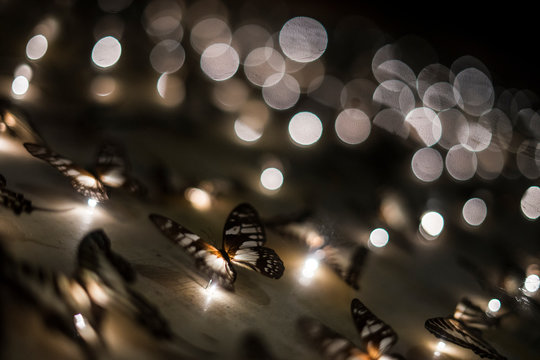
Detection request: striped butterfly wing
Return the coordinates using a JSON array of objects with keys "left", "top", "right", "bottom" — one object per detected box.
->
[
  {"left": 223, "top": 203, "right": 284, "bottom": 279},
  {"left": 454, "top": 298, "right": 498, "bottom": 330},
  {"left": 425, "top": 318, "right": 507, "bottom": 360},
  {"left": 95, "top": 143, "right": 146, "bottom": 196},
  {"left": 351, "top": 298, "right": 398, "bottom": 359},
  {"left": 23, "top": 143, "right": 108, "bottom": 201},
  {"left": 149, "top": 213, "right": 236, "bottom": 290}
]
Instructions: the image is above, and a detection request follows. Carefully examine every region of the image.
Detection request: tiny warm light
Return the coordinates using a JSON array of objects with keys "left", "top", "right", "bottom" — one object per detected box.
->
[
  {"left": 302, "top": 257, "right": 320, "bottom": 278},
  {"left": 369, "top": 228, "right": 389, "bottom": 248},
  {"left": 87, "top": 199, "right": 98, "bottom": 208},
  {"left": 524, "top": 274, "right": 540, "bottom": 293},
  {"left": 74, "top": 313, "right": 86, "bottom": 330},
  {"left": 26, "top": 34, "right": 48, "bottom": 60},
  {"left": 487, "top": 298, "right": 501, "bottom": 313},
  {"left": 420, "top": 211, "right": 444, "bottom": 239},
  {"left": 91, "top": 36, "right": 122, "bottom": 68},
  {"left": 462, "top": 197, "right": 487, "bottom": 226},
  {"left": 288, "top": 111, "right": 323, "bottom": 146},
  {"left": 521, "top": 186, "right": 540, "bottom": 220},
  {"left": 11, "top": 76, "right": 29, "bottom": 96},
  {"left": 260, "top": 167, "right": 284, "bottom": 191},
  {"left": 185, "top": 187, "right": 212, "bottom": 210},
  {"left": 434, "top": 341, "right": 446, "bottom": 357}
]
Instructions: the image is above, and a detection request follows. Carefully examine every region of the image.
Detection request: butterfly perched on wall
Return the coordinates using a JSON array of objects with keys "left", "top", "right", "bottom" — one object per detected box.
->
[
  {"left": 149, "top": 203, "right": 285, "bottom": 290},
  {"left": 23, "top": 142, "right": 146, "bottom": 202},
  {"left": 425, "top": 298, "right": 508, "bottom": 360},
  {"left": 298, "top": 298, "right": 405, "bottom": 360}
]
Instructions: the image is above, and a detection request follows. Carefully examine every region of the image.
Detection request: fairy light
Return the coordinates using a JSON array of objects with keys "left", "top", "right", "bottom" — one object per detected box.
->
[
  {"left": 487, "top": 298, "right": 501, "bottom": 313},
  {"left": 434, "top": 341, "right": 446, "bottom": 357},
  {"left": 524, "top": 274, "right": 540, "bottom": 293},
  {"left": 74, "top": 313, "right": 86, "bottom": 330},
  {"left": 420, "top": 211, "right": 444, "bottom": 239},
  {"left": 185, "top": 187, "right": 212, "bottom": 210},
  {"left": 11, "top": 76, "right": 29, "bottom": 96},
  {"left": 369, "top": 228, "right": 389, "bottom": 248},
  {"left": 260, "top": 167, "right": 284, "bottom": 191},
  {"left": 302, "top": 257, "right": 320, "bottom": 279},
  {"left": 87, "top": 198, "right": 98, "bottom": 207}
]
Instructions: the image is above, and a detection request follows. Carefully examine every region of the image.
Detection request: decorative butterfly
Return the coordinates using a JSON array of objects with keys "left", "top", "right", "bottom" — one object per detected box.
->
[
  {"left": 425, "top": 298, "right": 508, "bottom": 360},
  {"left": 298, "top": 298, "right": 405, "bottom": 360},
  {"left": 23, "top": 142, "right": 146, "bottom": 202},
  {"left": 149, "top": 203, "right": 285, "bottom": 290}
]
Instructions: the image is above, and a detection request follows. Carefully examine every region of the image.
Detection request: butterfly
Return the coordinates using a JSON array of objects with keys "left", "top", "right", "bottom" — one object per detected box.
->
[
  {"left": 425, "top": 298, "right": 508, "bottom": 360},
  {"left": 149, "top": 203, "right": 285, "bottom": 290},
  {"left": 23, "top": 142, "right": 146, "bottom": 202},
  {"left": 298, "top": 298, "right": 405, "bottom": 360}
]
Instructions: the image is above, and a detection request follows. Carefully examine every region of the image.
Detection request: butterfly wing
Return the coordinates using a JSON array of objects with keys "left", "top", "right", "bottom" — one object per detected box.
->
[
  {"left": 297, "top": 316, "right": 364, "bottom": 360},
  {"left": 95, "top": 143, "right": 146, "bottom": 196},
  {"left": 351, "top": 298, "right": 398, "bottom": 358},
  {"left": 223, "top": 203, "right": 284, "bottom": 279},
  {"left": 454, "top": 298, "right": 498, "bottom": 329},
  {"left": 425, "top": 317, "right": 507, "bottom": 360},
  {"left": 23, "top": 143, "right": 108, "bottom": 201},
  {"left": 149, "top": 213, "right": 236, "bottom": 290}
]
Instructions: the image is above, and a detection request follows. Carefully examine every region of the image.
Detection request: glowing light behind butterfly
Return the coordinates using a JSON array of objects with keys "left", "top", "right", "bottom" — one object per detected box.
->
[
  {"left": 298, "top": 298, "right": 404, "bottom": 360},
  {"left": 149, "top": 203, "right": 285, "bottom": 290}
]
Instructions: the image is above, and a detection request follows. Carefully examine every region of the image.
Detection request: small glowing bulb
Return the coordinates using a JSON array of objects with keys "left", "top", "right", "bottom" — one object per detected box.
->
[
  {"left": 524, "top": 274, "right": 540, "bottom": 293},
  {"left": 74, "top": 313, "right": 86, "bottom": 330},
  {"left": 185, "top": 187, "right": 212, "bottom": 210},
  {"left": 420, "top": 211, "right": 444, "bottom": 239},
  {"left": 369, "top": 228, "right": 389, "bottom": 248},
  {"left": 11, "top": 76, "right": 29, "bottom": 95},
  {"left": 260, "top": 167, "right": 284, "bottom": 191},
  {"left": 302, "top": 257, "right": 320, "bottom": 278},
  {"left": 87, "top": 198, "right": 98, "bottom": 207},
  {"left": 436, "top": 341, "right": 446, "bottom": 351},
  {"left": 487, "top": 298, "right": 501, "bottom": 313}
]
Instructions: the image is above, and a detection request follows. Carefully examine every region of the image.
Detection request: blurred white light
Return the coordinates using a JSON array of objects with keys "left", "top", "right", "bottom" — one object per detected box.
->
[
  {"left": 436, "top": 341, "right": 446, "bottom": 351},
  {"left": 453, "top": 68, "right": 494, "bottom": 116},
  {"left": 302, "top": 257, "right": 320, "bottom": 278},
  {"left": 26, "top": 34, "right": 48, "bottom": 60},
  {"left": 405, "top": 107, "right": 442, "bottom": 146},
  {"left": 487, "top": 298, "right": 501, "bottom": 313},
  {"left": 200, "top": 43, "right": 239, "bottom": 81},
  {"left": 92, "top": 36, "right": 122, "bottom": 68},
  {"left": 87, "top": 199, "right": 98, "bottom": 207},
  {"left": 234, "top": 119, "right": 263, "bottom": 142},
  {"left": 524, "top": 274, "right": 540, "bottom": 293},
  {"left": 260, "top": 167, "right": 284, "bottom": 191},
  {"left": 156, "top": 74, "right": 185, "bottom": 106},
  {"left": 262, "top": 73, "right": 300, "bottom": 110},
  {"left": 446, "top": 144, "right": 477, "bottom": 181},
  {"left": 185, "top": 187, "right": 211, "bottom": 210},
  {"left": 521, "top": 186, "right": 540, "bottom": 220},
  {"left": 462, "top": 198, "right": 487, "bottom": 226},
  {"left": 411, "top": 147, "right": 443, "bottom": 182},
  {"left": 244, "top": 47, "right": 285, "bottom": 87},
  {"left": 288, "top": 112, "right": 323, "bottom": 146},
  {"left": 190, "top": 18, "right": 231, "bottom": 54},
  {"left": 14, "top": 64, "right": 33, "bottom": 81},
  {"left": 11, "top": 76, "right": 29, "bottom": 96},
  {"left": 420, "top": 211, "right": 444, "bottom": 238},
  {"left": 74, "top": 313, "right": 86, "bottom": 330},
  {"left": 369, "top": 228, "right": 389, "bottom": 248},
  {"left": 460, "top": 121, "right": 492, "bottom": 152},
  {"left": 335, "top": 109, "right": 371, "bottom": 145},
  {"left": 279, "top": 16, "right": 327, "bottom": 63},
  {"left": 150, "top": 39, "right": 185, "bottom": 74}
]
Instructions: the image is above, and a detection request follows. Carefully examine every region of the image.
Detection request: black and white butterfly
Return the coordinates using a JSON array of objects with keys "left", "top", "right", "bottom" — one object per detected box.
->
[
  {"left": 298, "top": 298, "right": 405, "bottom": 360},
  {"left": 23, "top": 142, "right": 146, "bottom": 202},
  {"left": 425, "top": 298, "right": 508, "bottom": 360},
  {"left": 149, "top": 203, "right": 285, "bottom": 290}
]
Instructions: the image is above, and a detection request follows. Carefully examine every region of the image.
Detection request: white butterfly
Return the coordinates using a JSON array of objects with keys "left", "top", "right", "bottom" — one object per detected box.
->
[{"left": 149, "top": 203, "right": 285, "bottom": 290}]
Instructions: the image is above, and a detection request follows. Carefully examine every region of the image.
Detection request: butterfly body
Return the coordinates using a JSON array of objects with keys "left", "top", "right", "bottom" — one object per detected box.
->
[{"left": 149, "top": 203, "right": 284, "bottom": 290}]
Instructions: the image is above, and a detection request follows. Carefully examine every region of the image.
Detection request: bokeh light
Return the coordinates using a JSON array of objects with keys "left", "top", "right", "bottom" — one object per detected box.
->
[
  {"left": 411, "top": 147, "right": 443, "bottom": 182},
  {"left": 521, "top": 186, "right": 540, "bottom": 220},
  {"left": 212, "top": 78, "right": 249, "bottom": 112},
  {"left": 11, "top": 76, "right": 29, "bottom": 96},
  {"left": 279, "top": 16, "right": 327, "bottom": 63},
  {"left": 190, "top": 17, "right": 231, "bottom": 54},
  {"left": 150, "top": 39, "right": 185, "bottom": 73},
  {"left": 185, "top": 187, "right": 212, "bottom": 210},
  {"left": 26, "top": 34, "right": 48, "bottom": 60},
  {"left": 487, "top": 298, "right": 501, "bottom": 313},
  {"left": 405, "top": 107, "right": 442, "bottom": 146},
  {"left": 262, "top": 73, "right": 300, "bottom": 110},
  {"left": 200, "top": 43, "right": 239, "bottom": 81},
  {"left": 453, "top": 67, "right": 494, "bottom": 116},
  {"left": 445, "top": 145, "right": 477, "bottom": 181},
  {"left": 462, "top": 198, "right": 487, "bottom": 226},
  {"left": 244, "top": 47, "right": 285, "bottom": 87},
  {"left": 260, "top": 167, "right": 284, "bottom": 191},
  {"left": 14, "top": 64, "right": 33, "bottom": 81},
  {"left": 420, "top": 211, "right": 444, "bottom": 239},
  {"left": 369, "top": 228, "right": 389, "bottom": 248},
  {"left": 91, "top": 36, "right": 122, "bottom": 68},
  {"left": 334, "top": 109, "right": 371, "bottom": 145},
  {"left": 156, "top": 74, "right": 185, "bottom": 106},
  {"left": 288, "top": 112, "right": 323, "bottom": 146},
  {"left": 524, "top": 274, "right": 540, "bottom": 293}
]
